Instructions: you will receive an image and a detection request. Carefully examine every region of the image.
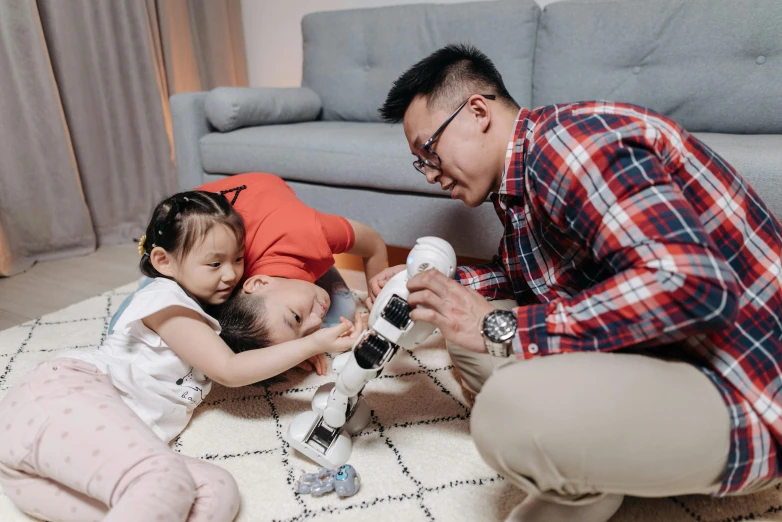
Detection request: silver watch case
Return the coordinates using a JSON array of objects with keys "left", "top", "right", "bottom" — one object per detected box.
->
[{"left": 481, "top": 310, "right": 516, "bottom": 358}]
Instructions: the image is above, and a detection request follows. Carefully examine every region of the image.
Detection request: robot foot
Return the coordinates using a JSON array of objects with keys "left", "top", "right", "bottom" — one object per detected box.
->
[
  {"left": 285, "top": 411, "right": 353, "bottom": 468},
  {"left": 343, "top": 397, "right": 371, "bottom": 435}
]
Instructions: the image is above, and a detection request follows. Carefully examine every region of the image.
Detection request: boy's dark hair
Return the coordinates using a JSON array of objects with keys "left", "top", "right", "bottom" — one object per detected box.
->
[
  {"left": 209, "top": 292, "right": 272, "bottom": 354},
  {"left": 379, "top": 43, "right": 519, "bottom": 124},
  {"left": 139, "top": 190, "right": 245, "bottom": 279}
]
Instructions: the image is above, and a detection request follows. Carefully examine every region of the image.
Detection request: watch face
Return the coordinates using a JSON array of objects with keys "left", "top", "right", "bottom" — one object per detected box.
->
[{"left": 483, "top": 310, "right": 516, "bottom": 343}]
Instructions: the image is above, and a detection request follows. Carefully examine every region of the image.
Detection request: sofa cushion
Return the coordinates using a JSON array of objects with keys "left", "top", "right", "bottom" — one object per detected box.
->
[
  {"left": 204, "top": 87, "right": 322, "bottom": 132},
  {"left": 533, "top": 0, "right": 782, "bottom": 133},
  {"left": 301, "top": 0, "right": 540, "bottom": 122},
  {"left": 199, "top": 122, "right": 446, "bottom": 197},
  {"left": 199, "top": 125, "right": 782, "bottom": 220},
  {"left": 693, "top": 133, "right": 782, "bottom": 220}
]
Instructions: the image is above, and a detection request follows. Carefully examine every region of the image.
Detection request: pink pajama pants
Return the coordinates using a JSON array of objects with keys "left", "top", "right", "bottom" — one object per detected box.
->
[{"left": 0, "top": 358, "right": 240, "bottom": 522}]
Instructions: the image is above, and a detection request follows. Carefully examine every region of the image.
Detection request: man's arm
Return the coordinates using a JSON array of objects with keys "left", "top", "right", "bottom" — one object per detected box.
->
[
  {"left": 455, "top": 254, "right": 516, "bottom": 301},
  {"left": 512, "top": 118, "right": 739, "bottom": 358}
]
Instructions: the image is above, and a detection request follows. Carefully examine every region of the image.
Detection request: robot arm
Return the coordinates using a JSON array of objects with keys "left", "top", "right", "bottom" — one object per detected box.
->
[{"left": 285, "top": 237, "right": 456, "bottom": 468}]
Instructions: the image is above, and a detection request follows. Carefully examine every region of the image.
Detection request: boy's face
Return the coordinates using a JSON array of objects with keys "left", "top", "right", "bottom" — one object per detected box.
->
[{"left": 243, "top": 276, "right": 331, "bottom": 343}]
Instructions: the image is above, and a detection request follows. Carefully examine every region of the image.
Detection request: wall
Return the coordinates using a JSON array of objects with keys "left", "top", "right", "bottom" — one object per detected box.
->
[{"left": 241, "top": 0, "right": 560, "bottom": 87}]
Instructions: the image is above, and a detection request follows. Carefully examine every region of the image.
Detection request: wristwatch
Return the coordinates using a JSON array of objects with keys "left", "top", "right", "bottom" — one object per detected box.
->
[{"left": 481, "top": 309, "right": 517, "bottom": 358}]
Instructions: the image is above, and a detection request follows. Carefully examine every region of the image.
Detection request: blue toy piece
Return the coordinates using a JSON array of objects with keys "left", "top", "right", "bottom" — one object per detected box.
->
[{"left": 295, "top": 465, "right": 360, "bottom": 498}]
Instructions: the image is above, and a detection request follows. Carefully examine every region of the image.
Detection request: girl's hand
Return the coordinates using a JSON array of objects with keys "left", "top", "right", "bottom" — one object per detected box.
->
[{"left": 297, "top": 354, "right": 327, "bottom": 376}]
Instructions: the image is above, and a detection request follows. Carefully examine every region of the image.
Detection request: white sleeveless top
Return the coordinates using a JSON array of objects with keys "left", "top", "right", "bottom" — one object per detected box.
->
[{"left": 58, "top": 278, "right": 218, "bottom": 442}]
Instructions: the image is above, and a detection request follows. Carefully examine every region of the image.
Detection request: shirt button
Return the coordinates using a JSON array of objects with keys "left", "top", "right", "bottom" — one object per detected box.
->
[
  {"left": 632, "top": 66, "right": 642, "bottom": 74},
  {"left": 756, "top": 55, "right": 767, "bottom": 65},
  {"left": 528, "top": 343, "right": 539, "bottom": 354}
]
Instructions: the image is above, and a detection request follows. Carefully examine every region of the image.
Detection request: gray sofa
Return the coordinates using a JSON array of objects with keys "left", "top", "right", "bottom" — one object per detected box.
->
[{"left": 171, "top": 0, "right": 782, "bottom": 259}]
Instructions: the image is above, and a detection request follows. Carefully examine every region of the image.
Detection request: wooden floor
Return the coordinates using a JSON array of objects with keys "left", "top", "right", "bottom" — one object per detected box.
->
[
  {"left": 0, "top": 244, "right": 486, "bottom": 331},
  {"left": 0, "top": 243, "right": 142, "bottom": 330}
]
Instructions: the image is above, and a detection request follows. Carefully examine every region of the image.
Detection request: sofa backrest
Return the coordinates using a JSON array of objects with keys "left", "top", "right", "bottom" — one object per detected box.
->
[
  {"left": 302, "top": 0, "right": 539, "bottom": 122},
  {"left": 533, "top": 0, "right": 782, "bottom": 134}
]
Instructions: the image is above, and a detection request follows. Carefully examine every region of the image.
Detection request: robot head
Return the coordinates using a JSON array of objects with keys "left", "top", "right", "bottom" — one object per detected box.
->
[
  {"left": 333, "top": 465, "right": 360, "bottom": 497},
  {"left": 336, "top": 465, "right": 351, "bottom": 480},
  {"left": 406, "top": 237, "right": 457, "bottom": 279}
]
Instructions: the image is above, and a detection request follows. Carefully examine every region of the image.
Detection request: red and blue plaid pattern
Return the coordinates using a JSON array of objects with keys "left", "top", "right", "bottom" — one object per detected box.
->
[{"left": 456, "top": 101, "right": 782, "bottom": 495}]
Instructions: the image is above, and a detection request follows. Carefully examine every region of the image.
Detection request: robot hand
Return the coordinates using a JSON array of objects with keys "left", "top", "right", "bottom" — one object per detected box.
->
[{"left": 285, "top": 237, "right": 456, "bottom": 468}]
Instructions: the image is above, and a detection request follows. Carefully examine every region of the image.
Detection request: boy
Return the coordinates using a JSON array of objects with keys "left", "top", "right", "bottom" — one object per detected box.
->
[{"left": 113, "top": 173, "right": 388, "bottom": 372}]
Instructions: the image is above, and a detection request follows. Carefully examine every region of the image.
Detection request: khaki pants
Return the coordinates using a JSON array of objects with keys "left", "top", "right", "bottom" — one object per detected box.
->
[{"left": 448, "top": 299, "right": 772, "bottom": 505}]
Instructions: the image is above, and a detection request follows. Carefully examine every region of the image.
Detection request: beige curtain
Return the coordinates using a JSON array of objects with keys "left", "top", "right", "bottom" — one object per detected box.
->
[
  {"left": 147, "top": 0, "right": 248, "bottom": 95},
  {"left": 0, "top": 0, "right": 248, "bottom": 277},
  {"left": 0, "top": 0, "right": 95, "bottom": 276}
]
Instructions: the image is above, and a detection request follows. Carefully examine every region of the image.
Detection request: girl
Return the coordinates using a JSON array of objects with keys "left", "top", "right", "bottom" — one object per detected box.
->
[
  {"left": 110, "top": 172, "right": 388, "bottom": 376},
  {"left": 0, "top": 191, "right": 363, "bottom": 522}
]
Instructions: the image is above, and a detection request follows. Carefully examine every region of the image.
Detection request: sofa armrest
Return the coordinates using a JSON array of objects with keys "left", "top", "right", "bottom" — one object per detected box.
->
[{"left": 170, "top": 92, "right": 212, "bottom": 190}]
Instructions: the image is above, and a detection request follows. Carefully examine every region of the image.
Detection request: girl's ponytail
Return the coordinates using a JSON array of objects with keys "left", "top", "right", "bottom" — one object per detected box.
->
[{"left": 137, "top": 190, "right": 245, "bottom": 279}]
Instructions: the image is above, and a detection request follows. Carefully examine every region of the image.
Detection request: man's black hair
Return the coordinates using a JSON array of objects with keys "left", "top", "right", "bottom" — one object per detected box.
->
[{"left": 379, "top": 43, "right": 519, "bottom": 124}]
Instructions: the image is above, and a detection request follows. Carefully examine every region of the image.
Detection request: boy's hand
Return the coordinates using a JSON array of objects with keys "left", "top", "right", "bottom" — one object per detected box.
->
[
  {"left": 309, "top": 311, "right": 366, "bottom": 354},
  {"left": 366, "top": 264, "right": 406, "bottom": 310},
  {"left": 297, "top": 354, "right": 327, "bottom": 376},
  {"left": 346, "top": 310, "right": 366, "bottom": 339}
]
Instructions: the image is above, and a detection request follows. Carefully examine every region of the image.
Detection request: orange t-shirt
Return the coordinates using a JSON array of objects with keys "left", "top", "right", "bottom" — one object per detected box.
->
[{"left": 197, "top": 173, "right": 355, "bottom": 282}]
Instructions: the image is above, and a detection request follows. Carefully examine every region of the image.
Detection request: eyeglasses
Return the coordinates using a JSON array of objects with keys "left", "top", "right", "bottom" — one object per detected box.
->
[{"left": 413, "top": 94, "right": 496, "bottom": 175}]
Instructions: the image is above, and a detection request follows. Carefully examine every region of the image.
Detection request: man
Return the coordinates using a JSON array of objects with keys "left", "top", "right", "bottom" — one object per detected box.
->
[{"left": 370, "top": 44, "right": 782, "bottom": 522}]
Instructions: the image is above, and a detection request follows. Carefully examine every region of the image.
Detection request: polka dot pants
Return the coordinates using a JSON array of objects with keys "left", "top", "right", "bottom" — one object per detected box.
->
[{"left": 0, "top": 358, "right": 240, "bottom": 522}]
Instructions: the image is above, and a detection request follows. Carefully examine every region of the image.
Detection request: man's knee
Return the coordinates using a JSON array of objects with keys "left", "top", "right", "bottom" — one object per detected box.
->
[
  {"left": 470, "top": 352, "right": 734, "bottom": 500},
  {"left": 470, "top": 359, "right": 606, "bottom": 501},
  {"left": 470, "top": 361, "right": 541, "bottom": 468}
]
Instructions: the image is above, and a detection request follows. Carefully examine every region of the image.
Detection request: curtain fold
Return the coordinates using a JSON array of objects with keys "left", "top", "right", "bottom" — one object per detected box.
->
[
  {"left": 37, "top": 0, "right": 178, "bottom": 248},
  {"left": 151, "top": 0, "right": 248, "bottom": 95},
  {"left": 0, "top": 0, "right": 248, "bottom": 277},
  {"left": 0, "top": 0, "right": 95, "bottom": 276}
]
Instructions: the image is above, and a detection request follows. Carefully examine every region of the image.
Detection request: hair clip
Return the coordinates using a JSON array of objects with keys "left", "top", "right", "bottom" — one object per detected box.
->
[
  {"left": 217, "top": 185, "right": 247, "bottom": 205},
  {"left": 138, "top": 235, "right": 147, "bottom": 256}
]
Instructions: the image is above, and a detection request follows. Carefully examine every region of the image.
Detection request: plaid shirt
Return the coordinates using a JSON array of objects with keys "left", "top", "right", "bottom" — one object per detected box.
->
[{"left": 456, "top": 101, "right": 782, "bottom": 495}]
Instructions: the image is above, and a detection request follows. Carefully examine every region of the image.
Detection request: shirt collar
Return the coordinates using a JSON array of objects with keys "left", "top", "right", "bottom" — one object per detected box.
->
[{"left": 497, "top": 108, "right": 530, "bottom": 197}]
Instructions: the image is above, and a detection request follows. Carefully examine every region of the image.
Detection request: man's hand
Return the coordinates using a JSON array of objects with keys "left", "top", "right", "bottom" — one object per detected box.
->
[
  {"left": 406, "top": 270, "right": 496, "bottom": 353},
  {"left": 366, "top": 264, "right": 406, "bottom": 310}
]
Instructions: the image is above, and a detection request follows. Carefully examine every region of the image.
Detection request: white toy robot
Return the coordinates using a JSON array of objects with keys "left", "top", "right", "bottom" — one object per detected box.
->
[{"left": 285, "top": 237, "right": 456, "bottom": 468}]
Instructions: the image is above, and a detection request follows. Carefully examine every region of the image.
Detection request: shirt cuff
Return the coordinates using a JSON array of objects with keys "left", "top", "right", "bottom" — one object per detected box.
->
[{"left": 512, "top": 304, "right": 549, "bottom": 359}]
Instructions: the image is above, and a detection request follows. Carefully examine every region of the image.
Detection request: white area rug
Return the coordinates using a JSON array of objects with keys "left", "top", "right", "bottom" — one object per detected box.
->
[{"left": 2, "top": 284, "right": 782, "bottom": 521}]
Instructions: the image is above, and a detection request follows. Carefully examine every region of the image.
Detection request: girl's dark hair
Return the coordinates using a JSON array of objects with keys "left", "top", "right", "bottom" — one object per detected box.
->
[
  {"left": 139, "top": 190, "right": 245, "bottom": 278},
  {"left": 208, "top": 293, "right": 272, "bottom": 354},
  {"left": 379, "top": 43, "right": 519, "bottom": 124}
]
